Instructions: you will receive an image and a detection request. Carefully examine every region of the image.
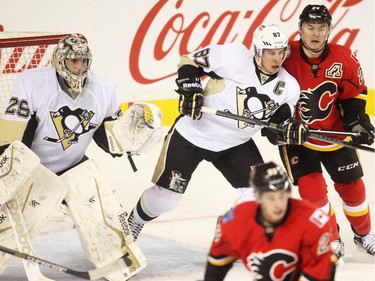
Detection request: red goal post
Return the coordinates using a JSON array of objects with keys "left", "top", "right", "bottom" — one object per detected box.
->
[{"left": 0, "top": 32, "right": 78, "bottom": 114}]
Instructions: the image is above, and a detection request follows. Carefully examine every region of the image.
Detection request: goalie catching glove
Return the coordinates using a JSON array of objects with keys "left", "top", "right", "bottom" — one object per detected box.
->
[
  {"left": 175, "top": 77, "right": 204, "bottom": 120},
  {"left": 104, "top": 102, "right": 163, "bottom": 155}
]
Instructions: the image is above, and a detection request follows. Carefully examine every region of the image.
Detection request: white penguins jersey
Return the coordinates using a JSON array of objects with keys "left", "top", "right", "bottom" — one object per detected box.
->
[
  {"left": 0, "top": 66, "right": 121, "bottom": 173},
  {"left": 175, "top": 42, "right": 301, "bottom": 151}
]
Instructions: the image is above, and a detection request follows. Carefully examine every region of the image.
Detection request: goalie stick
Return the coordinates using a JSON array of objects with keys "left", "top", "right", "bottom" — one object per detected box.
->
[
  {"left": 201, "top": 107, "right": 374, "bottom": 153},
  {"left": 0, "top": 245, "right": 134, "bottom": 280}
]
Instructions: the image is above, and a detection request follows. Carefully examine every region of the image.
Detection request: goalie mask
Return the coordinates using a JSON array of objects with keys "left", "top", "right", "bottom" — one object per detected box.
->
[
  {"left": 252, "top": 24, "right": 289, "bottom": 74},
  {"left": 250, "top": 162, "right": 291, "bottom": 197},
  {"left": 52, "top": 34, "right": 92, "bottom": 94}
]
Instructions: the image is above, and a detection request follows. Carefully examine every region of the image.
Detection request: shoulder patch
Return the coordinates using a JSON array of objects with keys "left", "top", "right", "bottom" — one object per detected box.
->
[
  {"left": 309, "top": 209, "right": 330, "bottom": 229},
  {"left": 222, "top": 208, "right": 235, "bottom": 224}
]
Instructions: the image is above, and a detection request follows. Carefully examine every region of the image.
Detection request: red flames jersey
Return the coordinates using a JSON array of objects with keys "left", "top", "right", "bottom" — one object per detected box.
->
[
  {"left": 283, "top": 40, "right": 367, "bottom": 151},
  {"left": 208, "top": 199, "right": 335, "bottom": 281}
]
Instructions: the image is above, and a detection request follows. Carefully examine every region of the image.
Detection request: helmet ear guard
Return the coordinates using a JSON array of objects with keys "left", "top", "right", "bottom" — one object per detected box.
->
[
  {"left": 52, "top": 34, "right": 92, "bottom": 94},
  {"left": 250, "top": 162, "right": 291, "bottom": 197}
]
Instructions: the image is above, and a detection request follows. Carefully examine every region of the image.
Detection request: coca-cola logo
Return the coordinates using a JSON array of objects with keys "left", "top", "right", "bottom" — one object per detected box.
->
[
  {"left": 0, "top": 0, "right": 364, "bottom": 85},
  {"left": 130, "top": 0, "right": 362, "bottom": 84}
]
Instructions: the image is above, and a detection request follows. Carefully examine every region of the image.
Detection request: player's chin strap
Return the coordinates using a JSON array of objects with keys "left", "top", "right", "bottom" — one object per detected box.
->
[
  {"left": 0, "top": 244, "right": 134, "bottom": 280},
  {"left": 200, "top": 107, "right": 374, "bottom": 153}
]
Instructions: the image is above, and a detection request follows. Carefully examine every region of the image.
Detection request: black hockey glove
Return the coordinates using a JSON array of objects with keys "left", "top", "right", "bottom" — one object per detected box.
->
[
  {"left": 175, "top": 77, "right": 204, "bottom": 120},
  {"left": 280, "top": 118, "right": 309, "bottom": 145},
  {"left": 178, "top": 92, "right": 204, "bottom": 120},
  {"left": 344, "top": 111, "right": 374, "bottom": 145},
  {"left": 175, "top": 76, "right": 203, "bottom": 96}
]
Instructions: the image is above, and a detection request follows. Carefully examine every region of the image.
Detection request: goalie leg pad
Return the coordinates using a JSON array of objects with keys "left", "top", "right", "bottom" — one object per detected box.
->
[
  {"left": 41, "top": 202, "right": 75, "bottom": 233},
  {"left": 0, "top": 140, "right": 40, "bottom": 204},
  {"left": 0, "top": 163, "right": 68, "bottom": 275},
  {"left": 61, "top": 159, "right": 146, "bottom": 281}
]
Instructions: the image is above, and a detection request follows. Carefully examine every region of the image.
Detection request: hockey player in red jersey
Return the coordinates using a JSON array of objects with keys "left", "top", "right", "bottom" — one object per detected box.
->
[
  {"left": 278, "top": 4, "right": 375, "bottom": 261},
  {"left": 203, "top": 162, "right": 336, "bottom": 281}
]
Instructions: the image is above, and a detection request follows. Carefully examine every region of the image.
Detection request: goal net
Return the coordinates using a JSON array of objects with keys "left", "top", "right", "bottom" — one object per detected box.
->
[{"left": 0, "top": 32, "right": 72, "bottom": 114}]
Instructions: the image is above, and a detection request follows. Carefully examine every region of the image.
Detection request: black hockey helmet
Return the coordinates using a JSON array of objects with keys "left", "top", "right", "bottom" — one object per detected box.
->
[
  {"left": 250, "top": 162, "right": 291, "bottom": 196},
  {"left": 299, "top": 4, "right": 332, "bottom": 28}
]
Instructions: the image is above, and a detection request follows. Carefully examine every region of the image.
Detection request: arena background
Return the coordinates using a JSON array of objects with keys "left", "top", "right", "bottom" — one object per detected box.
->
[
  {"left": 1, "top": 0, "right": 373, "bottom": 125},
  {"left": 1, "top": 1, "right": 374, "bottom": 280}
]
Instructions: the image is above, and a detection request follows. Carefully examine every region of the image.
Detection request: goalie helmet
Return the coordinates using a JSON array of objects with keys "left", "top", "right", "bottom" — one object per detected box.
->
[
  {"left": 250, "top": 162, "right": 291, "bottom": 196},
  {"left": 52, "top": 34, "right": 92, "bottom": 94},
  {"left": 299, "top": 5, "right": 332, "bottom": 28},
  {"left": 252, "top": 24, "right": 289, "bottom": 58}
]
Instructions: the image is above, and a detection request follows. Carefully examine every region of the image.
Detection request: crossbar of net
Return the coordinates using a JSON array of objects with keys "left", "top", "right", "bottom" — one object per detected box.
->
[{"left": 0, "top": 32, "right": 70, "bottom": 114}]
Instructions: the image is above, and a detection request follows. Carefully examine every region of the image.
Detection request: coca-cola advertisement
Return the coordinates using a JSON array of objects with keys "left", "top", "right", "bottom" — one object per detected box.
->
[{"left": 0, "top": 0, "right": 373, "bottom": 122}]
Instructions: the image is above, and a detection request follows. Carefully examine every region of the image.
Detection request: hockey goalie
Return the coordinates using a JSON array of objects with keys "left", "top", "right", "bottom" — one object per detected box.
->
[{"left": 0, "top": 34, "right": 162, "bottom": 280}]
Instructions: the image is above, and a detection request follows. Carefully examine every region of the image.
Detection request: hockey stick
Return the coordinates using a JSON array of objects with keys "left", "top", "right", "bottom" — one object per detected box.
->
[
  {"left": 6, "top": 196, "right": 55, "bottom": 281},
  {"left": 309, "top": 129, "right": 357, "bottom": 137},
  {"left": 0, "top": 245, "right": 133, "bottom": 280},
  {"left": 201, "top": 107, "right": 374, "bottom": 153}
]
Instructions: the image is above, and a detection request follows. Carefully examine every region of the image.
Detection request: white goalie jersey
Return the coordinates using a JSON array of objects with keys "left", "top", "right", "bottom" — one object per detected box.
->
[
  {"left": 0, "top": 66, "right": 121, "bottom": 173},
  {"left": 175, "top": 42, "right": 300, "bottom": 151}
]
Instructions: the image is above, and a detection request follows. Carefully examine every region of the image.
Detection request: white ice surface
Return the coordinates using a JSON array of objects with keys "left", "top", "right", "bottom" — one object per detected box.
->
[{"left": 2, "top": 128, "right": 374, "bottom": 280}]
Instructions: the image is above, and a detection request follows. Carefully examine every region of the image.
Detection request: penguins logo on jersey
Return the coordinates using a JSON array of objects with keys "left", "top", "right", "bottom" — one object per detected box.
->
[
  {"left": 298, "top": 81, "right": 337, "bottom": 125},
  {"left": 247, "top": 250, "right": 298, "bottom": 280},
  {"left": 236, "top": 86, "right": 279, "bottom": 129},
  {"left": 44, "top": 106, "right": 97, "bottom": 150}
]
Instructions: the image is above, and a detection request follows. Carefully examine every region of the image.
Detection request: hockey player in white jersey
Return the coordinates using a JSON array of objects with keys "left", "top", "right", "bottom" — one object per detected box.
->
[
  {"left": 127, "top": 24, "right": 308, "bottom": 241},
  {"left": 0, "top": 34, "right": 161, "bottom": 280}
]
